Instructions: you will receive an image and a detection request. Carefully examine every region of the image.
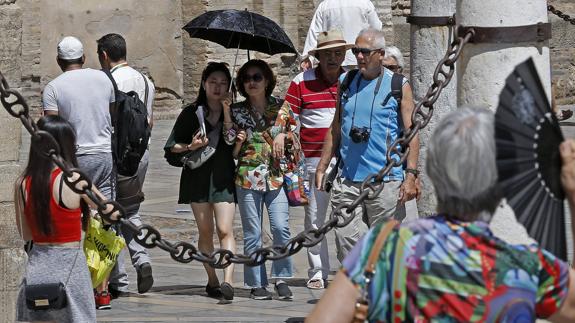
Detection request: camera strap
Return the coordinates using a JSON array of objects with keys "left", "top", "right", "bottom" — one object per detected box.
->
[{"left": 349, "top": 66, "right": 385, "bottom": 133}]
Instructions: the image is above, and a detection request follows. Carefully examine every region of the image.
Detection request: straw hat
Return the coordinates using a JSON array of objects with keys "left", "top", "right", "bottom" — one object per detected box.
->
[{"left": 308, "top": 30, "right": 355, "bottom": 57}]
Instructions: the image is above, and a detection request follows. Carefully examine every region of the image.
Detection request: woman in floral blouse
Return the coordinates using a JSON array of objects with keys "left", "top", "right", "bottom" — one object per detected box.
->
[{"left": 222, "top": 59, "right": 295, "bottom": 301}]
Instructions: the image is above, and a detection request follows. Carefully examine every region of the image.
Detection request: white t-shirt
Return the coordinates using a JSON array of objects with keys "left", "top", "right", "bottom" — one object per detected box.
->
[
  {"left": 110, "top": 63, "right": 155, "bottom": 119},
  {"left": 43, "top": 68, "right": 115, "bottom": 155},
  {"left": 302, "top": 0, "right": 383, "bottom": 67}
]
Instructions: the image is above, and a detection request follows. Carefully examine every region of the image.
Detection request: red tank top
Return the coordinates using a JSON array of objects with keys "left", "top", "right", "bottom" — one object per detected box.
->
[{"left": 24, "top": 168, "right": 82, "bottom": 243}]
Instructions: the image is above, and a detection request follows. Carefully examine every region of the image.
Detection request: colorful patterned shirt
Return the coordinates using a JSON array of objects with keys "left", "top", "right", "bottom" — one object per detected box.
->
[
  {"left": 224, "top": 97, "right": 296, "bottom": 191},
  {"left": 342, "top": 215, "right": 569, "bottom": 322}
]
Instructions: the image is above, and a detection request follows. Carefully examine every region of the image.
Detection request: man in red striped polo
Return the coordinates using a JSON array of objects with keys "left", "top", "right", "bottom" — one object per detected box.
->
[{"left": 284, "top": 30, "right": 354, "bottom": 290}]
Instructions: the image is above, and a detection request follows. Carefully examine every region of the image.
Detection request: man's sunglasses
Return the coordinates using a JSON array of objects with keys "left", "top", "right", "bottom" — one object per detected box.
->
[
  {"left": 243, "top": 73, "right": 264, "bottom": 83},
  {"left": 351, "top": 47, "right": 382, "bottom": 56}
]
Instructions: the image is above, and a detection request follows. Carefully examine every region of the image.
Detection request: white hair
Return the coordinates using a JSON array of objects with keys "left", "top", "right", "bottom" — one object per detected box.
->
[
  {"left": 384, "top": 46, "right": 404, "bottom": 69},
  {"left": 426, "top": 107, "right": 502, "bottom": 221},
  {"left": 357, "top": 28, "right": 386, "bottom": 49}
]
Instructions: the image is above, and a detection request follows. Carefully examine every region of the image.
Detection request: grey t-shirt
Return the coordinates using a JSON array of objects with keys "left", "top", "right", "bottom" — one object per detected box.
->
[{"left": 43, "top": 68, "right": 115, "bottom": 155}]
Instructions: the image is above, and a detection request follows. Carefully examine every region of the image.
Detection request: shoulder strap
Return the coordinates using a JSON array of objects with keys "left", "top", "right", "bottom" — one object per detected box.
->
[
  {"left": 140, "top": 72, "right": 149, "bottom": 112},
  {"left": 353, "top": 219, "right": 399, "bottom": 323},
  {"left": 391, "top": 73, "right": 404, "bottom": 104},
  {"left": 364, "top": 219, "right": 398, "bottom": 275},
  {"left": 339, "top": 69, "right": 359, "bottom": 95}
]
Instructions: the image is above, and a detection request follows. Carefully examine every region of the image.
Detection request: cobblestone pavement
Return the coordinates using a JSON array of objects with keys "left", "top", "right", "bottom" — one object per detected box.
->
[{"left": 95, "top": 120, "right": 339, "bottom": 322}]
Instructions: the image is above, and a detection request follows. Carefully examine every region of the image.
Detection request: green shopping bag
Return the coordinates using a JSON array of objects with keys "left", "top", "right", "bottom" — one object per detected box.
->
[{"left": 83, "top": 217, "right": 126, "bottom": 288}]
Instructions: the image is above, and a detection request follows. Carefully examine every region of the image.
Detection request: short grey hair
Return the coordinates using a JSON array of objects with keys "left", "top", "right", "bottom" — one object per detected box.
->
[
  {"left": 384, "top": 46, "right": 404, "bottom": 69},
  {"left": 426, "top": 107, "right": 502, "bottom": 221},
  {"left": 357, "top": 28, "right": 386, "bottom": 49}
]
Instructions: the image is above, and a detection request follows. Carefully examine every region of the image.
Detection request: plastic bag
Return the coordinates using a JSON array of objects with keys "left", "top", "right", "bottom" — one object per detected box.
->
[{"left": 83, "top": 217, "right": 126, "bottom": 288}]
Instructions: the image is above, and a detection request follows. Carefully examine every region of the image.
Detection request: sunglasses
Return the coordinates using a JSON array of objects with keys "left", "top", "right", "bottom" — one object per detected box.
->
[
  {"left": 243, "top": 73, "right": 264, "bottom": 83},
  {"left": 351, "top": 47, "right": 382, "bottom": 56},
  {"left": 384, "top": 64, "right": 401, "bottom": 72}
]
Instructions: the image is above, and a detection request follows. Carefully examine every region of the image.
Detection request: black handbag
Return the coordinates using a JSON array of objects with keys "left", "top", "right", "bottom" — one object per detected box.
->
[
  {"left": 25, "top": 282, "right": 67, "bottom": 310},
  {"left": 181, "top": 122, "right": 222, "bottom": 170}
]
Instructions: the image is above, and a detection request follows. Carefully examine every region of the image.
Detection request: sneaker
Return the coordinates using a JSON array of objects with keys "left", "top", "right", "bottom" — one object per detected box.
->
[
  {"left": 205, "top": 283, "right": 223, "bottom": 298},
  {"left": 95, "top": 291, "right": 111, "bottom": 310},
  {"left": 137, "top": 262, "right": 154, "bottom": 294},
  {"left": 275, "top": 281, "right": 293, "bottom": 301},
  {"left": 220, "top": 282, "right": 234, "bottom": 300},
  {"left": 250, "top": 287, "right": 272, "bottom": 300}
]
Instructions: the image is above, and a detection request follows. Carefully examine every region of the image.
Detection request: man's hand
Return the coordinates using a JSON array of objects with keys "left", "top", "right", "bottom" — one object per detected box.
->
[
  {"left": 273, "top": 133, "right": 287, "bottom": 159},
  {"left": 398, "top": 175, "right": 418, "bottom": 204},
  {"left": 315, "top": 170, "right": 326, "bottom": 191},
  {"left": 300, "top": 57, "right": 312, "bottom": 72}
]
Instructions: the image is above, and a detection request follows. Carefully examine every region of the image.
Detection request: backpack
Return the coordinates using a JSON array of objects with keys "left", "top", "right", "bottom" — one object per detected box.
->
[{"left": 104, "top": 69, "right": 151, "bottom": 177}]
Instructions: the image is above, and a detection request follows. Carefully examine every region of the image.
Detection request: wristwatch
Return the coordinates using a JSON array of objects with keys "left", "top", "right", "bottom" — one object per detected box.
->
[{"left": 405, "top": 168, "right": 419, "bottom": 177}]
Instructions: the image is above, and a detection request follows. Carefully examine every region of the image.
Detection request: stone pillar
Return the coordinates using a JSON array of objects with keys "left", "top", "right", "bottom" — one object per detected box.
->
[
  {"left": 409, "top": 0, "right": 457, "bottom": 216},
  {"left": 456, "top": 0, "right": 550, "bottom": 246},
  {"left": 0, "top": 1, "right": 27, "bottom": 321}
]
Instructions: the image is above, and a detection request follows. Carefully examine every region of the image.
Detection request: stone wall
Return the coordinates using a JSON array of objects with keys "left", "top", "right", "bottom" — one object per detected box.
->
[
  {"left": 549, "top": 0, "right": 575, "bottom": 106},
  {"left": 20, "top": 0, "right": 184, "bottom": 117},
  {"left": 0, "top": 1, "right": 27, "bottom": 321}
]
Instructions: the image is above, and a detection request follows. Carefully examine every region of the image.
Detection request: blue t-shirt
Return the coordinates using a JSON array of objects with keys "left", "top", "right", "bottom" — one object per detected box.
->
[{"left": 339, "top": 69, "right": 405, "bottom": 182}]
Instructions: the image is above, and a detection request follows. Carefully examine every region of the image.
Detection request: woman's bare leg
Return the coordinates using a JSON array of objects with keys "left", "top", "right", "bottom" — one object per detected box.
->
[
  {"left": 213, "top": 202, "right": 236, "bottom": 284},
  {"left": 191, "top": 202, "right": 219, "bottom": 286}
]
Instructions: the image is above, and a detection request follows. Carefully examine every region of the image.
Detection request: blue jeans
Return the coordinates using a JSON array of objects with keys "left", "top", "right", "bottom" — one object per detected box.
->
[{"left": 236, "top": 186, "right": 292, "bottom": 288}]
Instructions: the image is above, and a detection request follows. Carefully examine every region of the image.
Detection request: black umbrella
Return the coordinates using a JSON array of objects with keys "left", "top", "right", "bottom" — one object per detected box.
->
[
  {"left": 495, "top": 58, "right": 567, "bottom": 260},
  {"left": 183, "top": 9, "right": 298, "bottom": 56}
]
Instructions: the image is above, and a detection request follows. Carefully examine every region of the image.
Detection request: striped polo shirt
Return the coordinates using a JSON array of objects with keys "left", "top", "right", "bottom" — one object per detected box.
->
[{"left": 285, "top": 68, "right": 339, "bottom": 166}]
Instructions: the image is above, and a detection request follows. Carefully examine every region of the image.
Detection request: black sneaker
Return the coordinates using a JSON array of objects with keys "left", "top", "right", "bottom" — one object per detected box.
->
[
  {"left": 220, "top": 282, "right": 234, "bottom": 300},
  {"left": 250, "top": 287, "right": 272, "bottom": 300},
  {"left": 275, "top": 281, "right": 293, "bottom": 301},
  {"left": 137, "top": 262, "right": 154, "bottom": 294},
  {"left": 206, "top": 283, "right": 223, "bottom": 298}
]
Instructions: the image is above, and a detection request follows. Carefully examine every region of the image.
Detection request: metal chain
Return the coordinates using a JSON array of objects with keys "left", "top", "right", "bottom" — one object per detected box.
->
[
  {"left": 548, "top": 4, "right": 575, "bottom": 25},
  {"left": 0, "top": 28, "right": 473, "bottom": 269}
]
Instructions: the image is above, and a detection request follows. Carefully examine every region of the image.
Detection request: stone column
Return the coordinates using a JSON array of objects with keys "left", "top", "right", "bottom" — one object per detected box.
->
[
  {"left": 409, "top": 0, "right": 457, "bottom": 216},
  {"left": 0, "top": 1, "right": 27, "bottom": 321},
  {"left": 456, "top": 0, "right": 550, "bottom": 246}
]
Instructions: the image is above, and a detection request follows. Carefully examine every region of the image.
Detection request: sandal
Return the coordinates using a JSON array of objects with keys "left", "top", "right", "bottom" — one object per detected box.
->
[
  {"left": 557, "top": 109, "right": 573, "bottom": 121},
  {"left": 306, "top": 278, "right": 325, "bottom": 290}
]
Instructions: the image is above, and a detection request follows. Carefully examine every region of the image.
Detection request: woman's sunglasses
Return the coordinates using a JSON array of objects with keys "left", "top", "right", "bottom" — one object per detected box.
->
[
  {"left": 351, "top": 47, "right": 382, "bottom": 56},
  {"left": 243, "top": 73, "right": 264, "bottom": 83}
]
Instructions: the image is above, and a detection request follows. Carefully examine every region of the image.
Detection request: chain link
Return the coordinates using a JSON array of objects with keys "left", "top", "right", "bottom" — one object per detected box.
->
[
  {"left": 548, "top": 4, "right": 575, "bottom": 25},
  {"left": 0, "top": 28, "right": 473, "bottom": 268}
]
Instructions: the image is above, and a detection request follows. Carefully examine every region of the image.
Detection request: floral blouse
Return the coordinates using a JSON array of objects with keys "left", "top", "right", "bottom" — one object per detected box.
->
[{"left": 224, "top": 96, "right": 297, "bottom": 191}]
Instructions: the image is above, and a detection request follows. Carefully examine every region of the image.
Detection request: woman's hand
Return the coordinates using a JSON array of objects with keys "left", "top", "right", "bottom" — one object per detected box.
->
[
  {"left": 221, "top": 92, "right": 233, "bottom": 111},
  {"left": 187, "top": 132, "right": 209, "bottom": 151},
  {"left": 273, "top": 133, "right": 287, "bottom": 159},
  {"left": 561, "top": 140, "right": 575, "bottom": 199},
  {"left": 236, "top": 129, "right": 247, "bottom": 144}
]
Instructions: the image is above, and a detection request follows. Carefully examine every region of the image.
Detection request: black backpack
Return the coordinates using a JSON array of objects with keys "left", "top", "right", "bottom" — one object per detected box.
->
[{"left": 104, "top": 69, "right": 151, "bottom": 177}]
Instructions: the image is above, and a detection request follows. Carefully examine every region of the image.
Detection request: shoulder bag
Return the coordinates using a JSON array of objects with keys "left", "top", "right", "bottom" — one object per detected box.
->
[{"left": 181, "top": 107, "right": 222, "bottom": 170}]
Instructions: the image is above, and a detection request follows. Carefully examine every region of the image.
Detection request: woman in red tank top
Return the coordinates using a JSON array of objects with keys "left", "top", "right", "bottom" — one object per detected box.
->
[{"left": 14, "top": 115, "right": 110, "bottom": 323}]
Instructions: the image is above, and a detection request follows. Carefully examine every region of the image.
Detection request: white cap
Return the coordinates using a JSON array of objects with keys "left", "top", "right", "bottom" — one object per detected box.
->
[{"left": 57, "top": 36, "right": 84, "bottom": 60}]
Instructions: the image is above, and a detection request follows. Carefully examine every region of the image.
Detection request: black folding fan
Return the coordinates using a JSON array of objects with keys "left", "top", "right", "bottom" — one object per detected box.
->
[{"left": 495, "top": 57, "right": 566, "bottom": 261}]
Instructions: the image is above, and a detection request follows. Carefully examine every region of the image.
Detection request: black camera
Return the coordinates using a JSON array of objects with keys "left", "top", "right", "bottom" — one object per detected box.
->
[{"left": 349, "top": 126, "right": 371, "bottom": 143}]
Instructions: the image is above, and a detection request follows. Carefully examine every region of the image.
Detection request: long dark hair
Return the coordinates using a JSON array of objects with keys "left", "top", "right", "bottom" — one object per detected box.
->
[
  {"left": 21, "top": 115, "right": 89, "bottom": 235},
  {"left": 194, "top": 62, "right": 235, "bottom": 115}
]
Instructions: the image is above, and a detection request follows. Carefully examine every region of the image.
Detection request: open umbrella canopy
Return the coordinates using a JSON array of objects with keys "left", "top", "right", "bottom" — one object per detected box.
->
[{"left": 183, "top": 9, "right": 297, "bottom": 56}]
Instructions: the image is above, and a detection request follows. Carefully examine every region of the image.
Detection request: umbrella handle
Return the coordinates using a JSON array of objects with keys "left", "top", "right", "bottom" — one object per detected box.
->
[{"left": 229, "top": 40, "right": 240, "bottom": 94}]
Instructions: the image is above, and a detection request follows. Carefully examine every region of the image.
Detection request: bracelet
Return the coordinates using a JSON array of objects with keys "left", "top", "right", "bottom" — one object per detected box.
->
[{"left": 405, "top": 168, "right": 419, "bottom": 177}]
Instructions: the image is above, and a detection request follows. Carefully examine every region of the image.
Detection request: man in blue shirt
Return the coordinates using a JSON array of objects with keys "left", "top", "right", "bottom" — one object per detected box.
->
[{"left": 315, "top": 28, "right": 420, "bottom": 261}]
